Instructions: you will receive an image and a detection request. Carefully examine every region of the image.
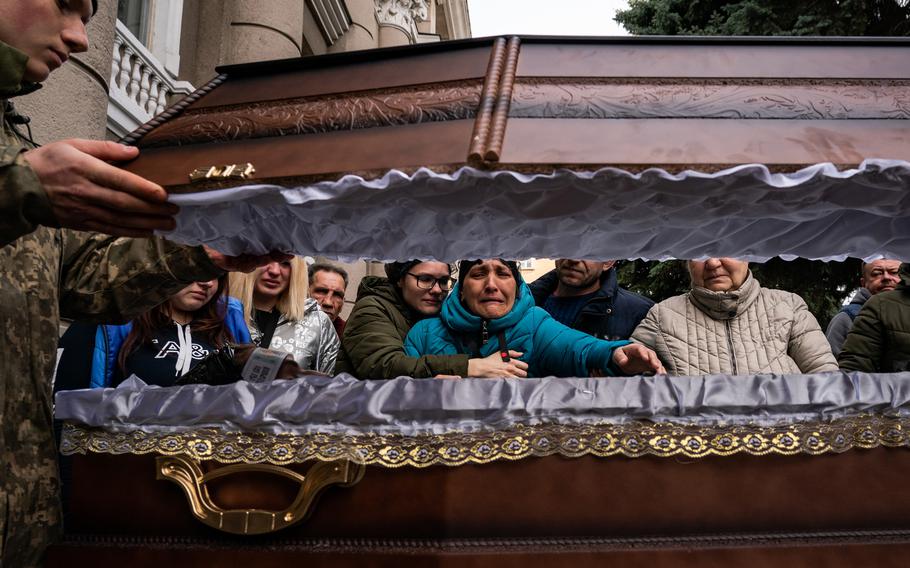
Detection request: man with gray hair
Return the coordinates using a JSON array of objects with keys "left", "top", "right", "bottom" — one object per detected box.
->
[
  {"left": 308, "top": 262, "right": 349, "bottom": 336},
  {"left": 826, "top": 259, "right": 902, "bottom": 356}
]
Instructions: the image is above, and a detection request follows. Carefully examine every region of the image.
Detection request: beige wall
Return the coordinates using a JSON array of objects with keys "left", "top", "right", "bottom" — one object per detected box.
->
[
  {"left": 179, "top": 1, "right": 471, "bottom": 84},
  {"left": 518, "top": 259, "right": 557, "bottom": 285}
]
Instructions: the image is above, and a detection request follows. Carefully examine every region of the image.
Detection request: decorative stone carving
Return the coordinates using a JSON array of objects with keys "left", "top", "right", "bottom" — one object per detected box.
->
[
  {"left": 307, "top": 0, "right": 352, "bottom": 46},
  {"left": 510, "top": 79, "right": 910, "bottom": 120},
  {"left": 108, "top": 19, "right": 194, "bottom": 137},
  {"left": 374, "top": 0, "right": 429, "bottom": 41},
  {"left": 140, "top": 80, "right": 482, "bottom": 147}
]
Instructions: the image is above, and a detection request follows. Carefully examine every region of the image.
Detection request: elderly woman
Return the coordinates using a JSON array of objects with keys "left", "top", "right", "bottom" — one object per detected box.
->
[
  {"left": 404, "top": 259, "right": 664, "bottom": 378},
  {"left": 631, "top": 258, "right": 837, "bottom": 375}
]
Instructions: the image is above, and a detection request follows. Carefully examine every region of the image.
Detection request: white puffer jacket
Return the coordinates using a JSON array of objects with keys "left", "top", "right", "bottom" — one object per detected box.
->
[{"left": 631, "top": 274, "right": 838, "bottom": 375}]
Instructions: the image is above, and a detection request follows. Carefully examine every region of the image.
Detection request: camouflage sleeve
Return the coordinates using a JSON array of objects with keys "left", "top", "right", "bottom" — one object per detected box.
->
[
  {"left": 0, "top": 144, "right": 56, "bottom": 247},
  {"left": 59, "top": 230, "right": 224, "bottom": 323}
]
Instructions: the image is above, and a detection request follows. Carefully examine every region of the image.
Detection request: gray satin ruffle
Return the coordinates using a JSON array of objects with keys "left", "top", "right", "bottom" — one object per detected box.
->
[
  {"left": 158, "top": 161, "right": 910, "bottom": 262},
  {"left": 54, "top": 372, "right": 910, "bottom": 435}
]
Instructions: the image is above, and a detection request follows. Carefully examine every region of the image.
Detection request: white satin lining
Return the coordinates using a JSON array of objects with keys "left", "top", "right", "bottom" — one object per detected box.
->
[
  {"left": 160, "top": 160, "right": 910, "bottom": 262},
  {"left": 54, "top": 372, "right": 910, "bottom": 436}
]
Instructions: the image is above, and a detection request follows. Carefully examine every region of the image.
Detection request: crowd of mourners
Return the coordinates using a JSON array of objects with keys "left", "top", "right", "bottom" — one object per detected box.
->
[{"left": 55, "top": 256, "right": 910, "bottom": 388}]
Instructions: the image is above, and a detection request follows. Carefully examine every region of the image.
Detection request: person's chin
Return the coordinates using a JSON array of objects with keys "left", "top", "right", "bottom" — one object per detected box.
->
[
  {"left": 418, "top": 303, "right": 441, "bottom": 315},
  {"left": 23, "top": 62, "right": 51, "bottom": 83},
  {"left": 477, "top": 306, "right": 507, "bottom": 319}
]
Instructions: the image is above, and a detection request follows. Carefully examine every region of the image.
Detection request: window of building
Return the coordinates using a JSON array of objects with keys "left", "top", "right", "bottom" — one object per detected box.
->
[{"left": 118, "top": 0, "right": 150, "bottom": 44}]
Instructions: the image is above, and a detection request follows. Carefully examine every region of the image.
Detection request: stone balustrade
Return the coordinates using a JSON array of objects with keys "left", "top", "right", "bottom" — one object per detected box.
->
[{"left": 108, "top": 19, "right": 194, "bottom": 137}]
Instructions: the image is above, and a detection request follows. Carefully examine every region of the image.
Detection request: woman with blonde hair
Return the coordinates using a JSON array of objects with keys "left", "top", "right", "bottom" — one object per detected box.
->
[{"left": 229, "top": 256, "right": 339, "bottom": 374}]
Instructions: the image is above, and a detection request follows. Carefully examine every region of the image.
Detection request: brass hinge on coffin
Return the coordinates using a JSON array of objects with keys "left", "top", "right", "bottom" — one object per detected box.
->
[
  {"left": 188, "top": 163, "right": 256, "bottom": 182},
  {"left": 156, "top": 455, "right": 365, "bottom": 535}
]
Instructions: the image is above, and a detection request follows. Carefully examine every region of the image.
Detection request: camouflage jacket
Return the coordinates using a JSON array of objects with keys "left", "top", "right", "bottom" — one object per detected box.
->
[{"left": 0, "top": 41, "right": 222, "bottom": 567}]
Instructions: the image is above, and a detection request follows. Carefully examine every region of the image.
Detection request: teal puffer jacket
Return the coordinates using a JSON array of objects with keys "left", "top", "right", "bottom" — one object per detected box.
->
[{"left": 404, "top": 281, "right": 630, "bottom": 377}]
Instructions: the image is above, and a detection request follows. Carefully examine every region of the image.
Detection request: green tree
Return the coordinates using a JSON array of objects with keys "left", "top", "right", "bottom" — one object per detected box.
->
[{"left": 615, "top": 0, "right": 910, "bottom": 36}]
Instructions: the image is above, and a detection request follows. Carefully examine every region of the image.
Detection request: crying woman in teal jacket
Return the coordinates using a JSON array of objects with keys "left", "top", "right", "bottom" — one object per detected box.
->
[{"left": 404, "top": 259, "right": 665, "bottom": 378}]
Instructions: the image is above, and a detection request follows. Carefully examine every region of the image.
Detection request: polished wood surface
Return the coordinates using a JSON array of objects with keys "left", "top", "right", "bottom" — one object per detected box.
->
[
  {"left": 192, "top": 45, "right": 492, "bottom": 109},
  {"left": 120, "top": 37, "right": 910, "bottom": 190},
  {"left": 516, "top": 41, "right": 910, "bottom": 78},
  {"left": 43, "top": 541, "right": 910, "bottom": 568},
  {"left": 128, "top": 120, "right": 474, "bottom": 191},
  {"left": 49, "top": 449, "right": 910, "bottom": 566},
  {"left": 499, "top": 118, "right": 910, "bottom": 166},
  {"left": 63, "top": 448, "right": 910, "bottom": 538}
]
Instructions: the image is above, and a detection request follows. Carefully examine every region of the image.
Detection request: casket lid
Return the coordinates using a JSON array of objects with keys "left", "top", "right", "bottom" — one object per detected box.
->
[{"left": 122, "top": 35, "right": 910, "bottom": 193}]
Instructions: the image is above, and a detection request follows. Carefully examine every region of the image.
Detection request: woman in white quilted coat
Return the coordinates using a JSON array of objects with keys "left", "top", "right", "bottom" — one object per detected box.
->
[{"left": 631, "top": 258, "right": 838, "bottom": 375}]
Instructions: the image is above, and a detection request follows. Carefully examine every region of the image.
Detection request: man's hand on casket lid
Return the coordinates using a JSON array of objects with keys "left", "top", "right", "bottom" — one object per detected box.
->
[
  {"left": 203, "top": 246, "right": 293, "bottom": 273},
  {"left": 611, "top": 344, "right": 666, "bottom": 376},
  {"left": 22, "top": 140, "right": 179, "bottom": 238},
  {"left": 466, "top": 350, "right": 529, "bottom": 378}
]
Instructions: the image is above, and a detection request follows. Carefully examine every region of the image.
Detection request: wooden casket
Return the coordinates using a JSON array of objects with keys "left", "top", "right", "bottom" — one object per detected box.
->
[{"left": 50, "top": 36, "right": 910, "bottom": 566}]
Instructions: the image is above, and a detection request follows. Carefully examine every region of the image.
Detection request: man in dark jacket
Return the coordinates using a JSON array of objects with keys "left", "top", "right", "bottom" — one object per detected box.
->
[
  {"left": 826, "top": 259, "right": 902, "bottom": 356},
  {"left": 529, "top": 259, "right": 653, "bottom": 341},
  {"left": 839, "top": 262, "right": 910, "bottom": 373}
]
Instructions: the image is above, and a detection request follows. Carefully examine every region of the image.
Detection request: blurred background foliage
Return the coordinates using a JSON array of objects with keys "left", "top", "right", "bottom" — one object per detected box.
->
[{"left": 615, "top": 0, "right": 910, "bottom": 36}]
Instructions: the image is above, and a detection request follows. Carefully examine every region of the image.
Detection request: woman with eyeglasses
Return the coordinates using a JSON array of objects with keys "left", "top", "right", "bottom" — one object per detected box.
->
[
  {"left": 336, "top": 260, "right": 528, "bottom": 379},
  {"left": 404, "top": 259, "right": 665, "bottom": 378}
]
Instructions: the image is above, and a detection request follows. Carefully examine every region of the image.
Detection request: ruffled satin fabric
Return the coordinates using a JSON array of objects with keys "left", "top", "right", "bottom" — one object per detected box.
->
[
  {"left": 55, "top": 372, "right": 910, "bottom": 435},
  {"left": 160, "top": 160, "right": 910, "bottom": 262}
]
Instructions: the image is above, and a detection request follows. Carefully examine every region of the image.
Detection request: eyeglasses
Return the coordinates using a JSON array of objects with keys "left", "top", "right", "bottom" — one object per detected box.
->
[{"left": 407, "top": 272, "right": 453, "bottom": 291}]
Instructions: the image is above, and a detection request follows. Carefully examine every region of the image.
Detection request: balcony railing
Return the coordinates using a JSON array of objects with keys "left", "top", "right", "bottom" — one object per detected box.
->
[{"left": 107, "top": 19, "right": 194, "bottom": 138}]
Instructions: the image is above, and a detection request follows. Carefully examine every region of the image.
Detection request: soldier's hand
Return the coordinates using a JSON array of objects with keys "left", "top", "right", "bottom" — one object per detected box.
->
[
  {"left": 22, "top": 139, "right": 178, "bottom": 237},
  {"left": 203, "top": 245, "right": 293, "bottom": 273}
]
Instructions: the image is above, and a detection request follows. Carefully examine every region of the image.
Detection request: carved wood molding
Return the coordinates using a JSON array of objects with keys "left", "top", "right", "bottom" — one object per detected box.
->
[
  {"left": 511, "top": 78, "right": 910, "bottom": 120},
  {"left": 136, "top": 77, "right": 910, "bottom": 149},
  {"left": 140, "top": 79, "right": 482, "bottom": 147}
]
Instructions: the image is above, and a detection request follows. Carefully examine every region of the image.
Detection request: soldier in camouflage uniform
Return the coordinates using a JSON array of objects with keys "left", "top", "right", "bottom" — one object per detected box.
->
[{"left": 0, "top": 1, "right": 284, "bottom": 565}]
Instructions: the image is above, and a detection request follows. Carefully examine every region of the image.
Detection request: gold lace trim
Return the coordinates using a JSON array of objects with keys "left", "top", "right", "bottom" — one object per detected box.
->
[{"left": 59, "top": 414, "right": 910, "bottom": 468}]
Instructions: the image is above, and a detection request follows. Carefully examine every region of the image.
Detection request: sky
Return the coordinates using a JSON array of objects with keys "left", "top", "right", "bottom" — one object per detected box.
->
[{"left": 467, "top": 0, "right": 631, "bottom": 37}]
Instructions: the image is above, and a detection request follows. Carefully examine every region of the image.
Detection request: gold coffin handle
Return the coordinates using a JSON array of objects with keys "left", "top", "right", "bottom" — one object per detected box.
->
[{"left": 156, "top": 455, "right": 365, "bottom": 535}]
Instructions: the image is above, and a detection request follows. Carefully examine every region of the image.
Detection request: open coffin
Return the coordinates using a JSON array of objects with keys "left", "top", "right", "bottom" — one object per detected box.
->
[{"left": 51, "top": 36, "right": 910, "bottom": 566}]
